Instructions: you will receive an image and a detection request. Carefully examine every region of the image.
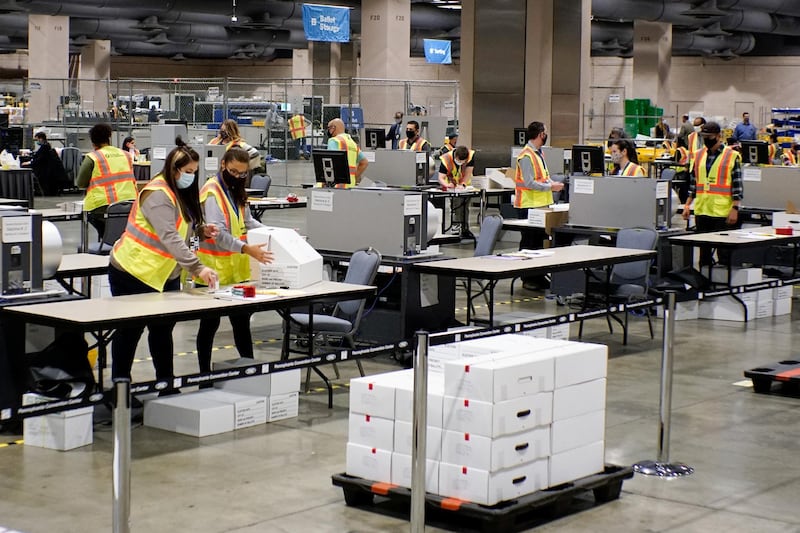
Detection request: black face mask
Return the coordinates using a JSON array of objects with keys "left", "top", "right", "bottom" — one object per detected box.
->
[
  {"left": 222, "top": 169, "right": 247, "bottom": 204},
  {"left": 406, "top": 130, "right": 416, "bottom": 140},
  {"left": 222, "top": 169, "right": 240, "bottom": 187},
  {"left": 541, "top": 133, "right": 548, "bottom": 145},
  {"left": 703, "top": 137, "right": 718, "bottom": 150}
]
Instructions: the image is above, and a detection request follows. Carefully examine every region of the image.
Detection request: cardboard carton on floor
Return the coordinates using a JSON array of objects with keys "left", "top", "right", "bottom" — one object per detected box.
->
[
  {"left": 144, "top": 392, "right": 234, "bottom": 437},
  {"left": 23, "top": 393, "right": 93, "bottom": 451}
]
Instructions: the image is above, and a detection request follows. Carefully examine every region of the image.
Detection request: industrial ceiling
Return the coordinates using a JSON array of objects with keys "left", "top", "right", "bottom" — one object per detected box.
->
[{"left": 0, "top": 1, "right": 798, "bottom": 62}]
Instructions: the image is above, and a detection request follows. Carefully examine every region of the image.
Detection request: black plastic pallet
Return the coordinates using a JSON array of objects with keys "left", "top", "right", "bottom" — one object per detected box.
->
[
  {"left": 744, "top": 359, "right": 800, "bottom": 394},
  {"left": 332, "top": 464, "right": 633, "bottom": 533}
]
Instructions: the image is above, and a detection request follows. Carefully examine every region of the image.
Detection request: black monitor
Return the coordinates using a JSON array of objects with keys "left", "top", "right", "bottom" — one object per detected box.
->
[
  {"left": 514, "top": 128, "right": 527, "bottom": 147},
  {"left": 740, "top": 140, "right": 769, "bottom": 165},
  {"left": 364, "top": 128, "right": 386, "bottom": 149},
  {"left": 571, "top": 145, "right": 605, "bottom": 175},
  {"left": 312, "top": 149, "right": 351, "bottom": 187}
]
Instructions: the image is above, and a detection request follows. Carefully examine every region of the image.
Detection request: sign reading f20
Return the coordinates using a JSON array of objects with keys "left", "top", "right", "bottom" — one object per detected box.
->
[{"left": 303, "top": 4, "right": 351, "bottom": 43}]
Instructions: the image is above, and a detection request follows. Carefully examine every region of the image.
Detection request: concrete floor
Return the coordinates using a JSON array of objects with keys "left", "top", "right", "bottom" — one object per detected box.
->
[{"left": 1, "top": 162, "right": 799, "bottom": 532}]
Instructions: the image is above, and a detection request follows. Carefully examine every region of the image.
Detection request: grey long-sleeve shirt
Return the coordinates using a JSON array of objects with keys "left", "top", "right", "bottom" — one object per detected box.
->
[
  {"left": 202, "top": 188, "right": 263, "bottom": 253},
  {"left": 110, "top": 188, "right": 205, "bottom": 281}
]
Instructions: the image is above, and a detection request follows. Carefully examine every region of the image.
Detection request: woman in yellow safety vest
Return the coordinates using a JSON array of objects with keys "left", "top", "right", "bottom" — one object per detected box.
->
[
  {"left": 768, "top": 133, "right": 782, "bottom": 165},
  {"left": 210, "top": 119, "right": 261, "bottom": 169},
  {"left": 609, "top": 139, "right": 647, "bottom": 177},
  {"left": 195, "top": 147, "right": 274, "bottom": 376},
  {"left": 783, "top": 144, "right": 799, "bottom": 166},
  {"left": 108, "top": 138, "right": 219, "bottom": 392}
]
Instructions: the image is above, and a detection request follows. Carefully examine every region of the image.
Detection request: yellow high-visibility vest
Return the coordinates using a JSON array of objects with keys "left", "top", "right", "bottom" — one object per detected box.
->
[
  {"left": 84, "top": 146, "right": 137, "bottom": 212},
  {"left": 514, "top": 145, "right": 553, "bottom": 209},
  {"left": 196, "top": 176, "right": 250, "bottom": 285}
]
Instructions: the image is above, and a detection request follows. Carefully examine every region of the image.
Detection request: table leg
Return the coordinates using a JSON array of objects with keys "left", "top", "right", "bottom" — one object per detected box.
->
[{"left": 466, "top": 277, "right": 473, "bottom": 325}]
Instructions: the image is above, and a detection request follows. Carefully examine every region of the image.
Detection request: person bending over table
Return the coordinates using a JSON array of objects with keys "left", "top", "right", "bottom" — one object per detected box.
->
[
  {"left": 195, "top": 147, "right": 274, "bottom": 377},
  {"left": 514, "top": 121, "right": 564, "bottom": 290},
  {"left": 108, "top": 138, "right": 219, "bottom": 391},
  {"left": 438, "top": 145, "right": 475, "bottom": 237},
  {"left": 682, "top": 121, "right": 743, "bottom": 266}
]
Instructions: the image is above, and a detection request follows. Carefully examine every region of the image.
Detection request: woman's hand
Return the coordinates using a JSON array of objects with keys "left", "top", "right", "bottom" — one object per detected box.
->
[
  {"left": 197, "top": 267, "right": 219, "bottom": 288},
  {"left": 202, "top": 223, "right": 219, "bottom": 239},
  {"left": 243, "top": 243, "right": 274, "bottom": 265}
]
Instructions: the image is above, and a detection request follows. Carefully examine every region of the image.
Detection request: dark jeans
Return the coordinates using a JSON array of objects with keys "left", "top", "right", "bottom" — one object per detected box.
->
[
  {"left": 514, "top": 207, "right": 549, "bottom": 286},
  {"left": 108, "top": 265, "right": 180, "bottom": 383},
  {"left": 696, "top": 214, "right": 740, "bottom": 266},
  {"left": 196, "top": 313, "right": 254, "bottom": 373}
]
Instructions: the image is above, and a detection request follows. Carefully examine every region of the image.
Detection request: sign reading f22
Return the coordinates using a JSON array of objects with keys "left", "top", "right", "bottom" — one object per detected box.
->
[
  {"left": 303, "top": 4, "right": 350, "bottom": 43},
  {"left": 424, "top": 39, "right": 452, "bottom": 64}
]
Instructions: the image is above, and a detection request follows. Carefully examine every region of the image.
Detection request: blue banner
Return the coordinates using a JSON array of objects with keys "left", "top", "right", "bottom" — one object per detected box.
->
[
  {"left": 424, "top": 39, "right": 452, "bottom": 64},
  {"left": 303, "top": 4, "right": 350, "bottom": 43}
]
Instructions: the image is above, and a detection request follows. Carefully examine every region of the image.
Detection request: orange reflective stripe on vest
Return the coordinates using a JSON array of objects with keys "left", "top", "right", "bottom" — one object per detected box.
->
[
  {"left": 693, "top": 146, "right": 739, "bottom": 217},
  {"left": 84, "top": 146, "right": 137, "bottom": 212},
  {"left": 441, "top": 150, "right": 475, "bottom": 185},
  {"left": 288, "top": 115, "right": 306, "bottom": 140},
  {"left": 399, "top": 137, "right": 426, "bottom": 151},
  {"left": 514, "top": 145, "right": 552, "bottom": 208},
  {"left": 331, "top": 133, "right": 360, "bottom": 187},
  {"left": 621, "top": 162, "right": 646, "bottom": 177}
]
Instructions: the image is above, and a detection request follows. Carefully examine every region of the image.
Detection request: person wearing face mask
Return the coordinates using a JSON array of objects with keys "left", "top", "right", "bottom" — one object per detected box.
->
[
  {"left": 687, "top": 116, "right": 706, "bottom": 162},
  {"left": 438, "top": 145, "right": 476, "bottom": 238},
  {"left": 733, "top": 112, "right": 757, "bottom": 142},
  {"left": 77, "top": 123, "right": 138, "bottom": 240},
  {"left": 609, "top": 139, "right": 646, "bottom": 177},
  {"left": 194, "top": 147, "right": 274, "bottom": 376},
  {"left": 398, "top": 120, "right": 431, "bottom": 153},
  {"left": 514, "top": 121, "right": 565, "bottom": 290},
  {"left": 23, "top": 131, "right": 69, "bottom": 195},
  {"left": 682, "top": 121, "right": 743, "bottom": 266},
  {"left": 440, "top": 133, "right": 459, "bottom": 156},
  {"left": 108, "top": 138, "right": 219, "bottom": 390},
  {"left": 121, "top": 136, "right": 140, "bottom": 157},
  {"left": 386, "top": 111, "right": 404, "bottom": 149},
  {"left": 210, "top": 119, "right": 261, "bottom": 170},
  {"left": 326, "top": 118, "right": 368, "bottom": 187}
]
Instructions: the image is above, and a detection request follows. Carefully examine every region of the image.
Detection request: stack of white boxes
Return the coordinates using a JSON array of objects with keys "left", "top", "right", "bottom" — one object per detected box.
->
[
  {"left": 345, "top": 335, "right": 608, "bottom": 506},
  {"left": 495, "top": 312, "right": 571, "bottom": 340},
  {"left": 23, "top": 393, "right": 93, "bottom": 451},
  {"left": 144, "top": 359, "right": 300, "bottom": 437},
  {"left": 772, "top": 281, "right": 794, "bottom": 316},
  {"left": 698, "top": 267, "right": 763, "bottom": 322}
]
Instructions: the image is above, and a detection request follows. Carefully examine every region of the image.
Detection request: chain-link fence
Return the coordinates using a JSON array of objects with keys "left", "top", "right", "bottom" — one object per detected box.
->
[{"left": 19, "top": 76, "right": 458, "bottom": 187}]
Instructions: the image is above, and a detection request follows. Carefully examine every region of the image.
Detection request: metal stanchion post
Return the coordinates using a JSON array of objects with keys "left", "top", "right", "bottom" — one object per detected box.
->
[
  {"left": 410, "top": 331, "right": 428, "bottom": 533},
  {"left": 479, "top": 188, "right": 487, "bottom": 225},
  {"left": 634, "top": 291, "right": 694, "bottom": 478},
  {"left": 112, "top": 378, "right": 132, "bottom": 533}
]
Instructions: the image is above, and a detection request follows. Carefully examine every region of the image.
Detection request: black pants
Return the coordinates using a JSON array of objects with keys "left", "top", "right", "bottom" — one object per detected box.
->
[
  {"left": 514, "top": 207, "right": 549, "bottom": 286},
  {"left": 696, "top": 214, "right": 740, "bottom": 266},
  {"left": 87, "top": 206, "right": 107, "bottom": 240},
  {"left": 108, "top": 265, "right": 180, "bottom": 383},
  {"left": 196, "top": 313, "right": 254, "bottom": 373}
]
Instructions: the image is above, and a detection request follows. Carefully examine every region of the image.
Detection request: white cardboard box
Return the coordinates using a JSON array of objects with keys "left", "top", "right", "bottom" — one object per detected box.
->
[
  {"left": 756, "top": 298, "right": 774, "bottom": 319},
  {"left": 393, "top": 421, "right": 443, "bottom": 459},
  {"left": 773, "top": 284, "right": 794, "bottom": 300},
  {"left": 553, "top": 379, "right": 607, "bottom": 421},
  {"left": 144, "top": 393, "right": 234, "bottom": 437},
  {"left": 443, "top": 352, "right": 555, "bottom": 403},
  {"left": 391, "top": 453, "right": 439, "bottom": 493},
  {"left": 550, "top": 343, "right": 608, "bottom": 389},
  {"left": 655, "top": 300, "right": 699, "bottom": 321},
  {"left": 699, "top": 296, "right": 755, "bottom": 322},
  {"left": 711, "top": 266, "right": 762, "bottom": 286},
  {"left": 438, "top": 459, "right": 549, "bottom": 506},
  {"left": 551, "top": 410, "right": 606, "bottom": 454},
  {"left": 22, "top": 393, "right": 93, "bottom": 451},
  {"left": 350, "top": 371, "right": 404, "bottom": 419},
  {"left": 442, "top": 393, "right": 553, "bottom": 438},
  {"left": 495, "top": 312, "right": 571, "bottom": 340},
  {"left": 771, "top": 211, "right": 800, "bottom": 231},
  {"left": 200, "top": 390, "right": 267, "bottom": 429},
  {"left": 549, "top": 440, "right": 605, "bottom": 487},
  {"left": 441, "top": 427, "right": 551, "bottom": 472},
  {"left": 248, "top": 226, "right": 323, "bottom": 289},
  {"left": 268, "top": 391, "right": 299, "bottom": 422},
  {"left": 346, "top": 443, "right": 392, "bottom": 483},
  {"left": 394, "top": 373, "right": 445, "bottom": 427},
  {"left": 212, "top": 359, "right": 300, "bottom": 396},
  {"left": 348, "top": 413, "right": 395, "bottom": 450},
  {"left": 774, "top": 298, "right": 793, "bottom": 316}
]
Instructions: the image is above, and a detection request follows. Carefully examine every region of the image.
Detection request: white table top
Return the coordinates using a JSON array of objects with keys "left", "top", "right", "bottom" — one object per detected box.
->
[
  {"left": 670, "top": 229, "right": 800, "bottom": 247},
  {"left": 2, "top": 280, "right": 374, "bottom": 328},
  {"left": 248, "top": 196, "right": 308, "bottom": 207},
  {"left": 36, "top": 208, "right": 83, "bottom": 221},
  {"left": 411, "top": 244, "right": 655, "bottom": 279},
  {"left": 56, "top": 253, "right": 109, "bottom": 275}
]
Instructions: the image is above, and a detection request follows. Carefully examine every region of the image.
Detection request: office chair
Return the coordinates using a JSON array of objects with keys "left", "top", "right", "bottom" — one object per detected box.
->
[
  {"left": 60, "top": 147, "right": 82, "bottom": 189},
  {"left": 249, "top": 174, "right": 271, "bottom": 197},
  {"left": 464, "top": 215, "right": 504, "bottom": 317},
  {"left": 86, "top": 200, "right": 133, "bottom": 255},
  {"left": 283, "top": 247, "right": 382, "bottom": 391},
  {"left": 578, "top": 227, "right": 658, "bottom": 345}
]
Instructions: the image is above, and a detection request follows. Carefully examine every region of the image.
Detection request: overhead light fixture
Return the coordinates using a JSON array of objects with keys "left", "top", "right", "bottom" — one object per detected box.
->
[
  {"left": 231, "top": 0, "right": 238, "bottom": 22},
  {"left": 170, "top": 53, "right": 187, "bottom": 61},
  {"left": 691, "top": 21, "right": 731, "bottom": 37},
  {"left": 146, "top": 32, "right": 171, "bottom": 45},
  {"left": 132, "top": 16, "right": 168, "bottom": 32},
  {"left": 680, "top": 0, "right": 726, "bottom": 19},
  {"left": 709, "top": 48, "right": 738, "bottom": 59}
]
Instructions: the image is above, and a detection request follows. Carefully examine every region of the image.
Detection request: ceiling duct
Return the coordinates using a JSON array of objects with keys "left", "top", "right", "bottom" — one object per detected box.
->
[
  {"left": 681, "top": 0, "right": 727, "bottom": 19},
  {"left": 691, "top": 21, "right": 731, "bottom": 37}
]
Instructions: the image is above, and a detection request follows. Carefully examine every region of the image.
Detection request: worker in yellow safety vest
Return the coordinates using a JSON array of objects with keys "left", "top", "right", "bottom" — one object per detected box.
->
[
  {"left": 77, "top": 123, "right": 137, "bottom": 239},
  {"left": 768, "top": 133, "right": 782, "bottom": 164},
  {"left": 195, "top": 147, "right": 274, "bottom": 375},
  {"left": 440, "top": 132, "right": 458, "bottom": 156},
  {"left": 672, "top": 136, "right": 691, "bottom": 204},
  {"left": 287, "top": 113, "right": 308, "bottom": 159},
  {"left": 326, "top": 118, "right": 368, "bottom": 188},
  {"left": 783, "top": 144, "right": 800, "bottom": 166},
  {"left": 109, "top": 140, "right": 219, "bottom": 389},
  {"left": 210, "top": 119, "right": 261, "bottom": 169},
  {"left": 398, "top": 120, "right": 431, "bottom": 152},
  {"left": 438, "top": 145, "right": 476, "bottom": 239},
  {"left": 682, "top": 121, "right": 743, "bottom": 266},
  {"left": 609, "top": 139, "right": 647, "bottom": 177}
]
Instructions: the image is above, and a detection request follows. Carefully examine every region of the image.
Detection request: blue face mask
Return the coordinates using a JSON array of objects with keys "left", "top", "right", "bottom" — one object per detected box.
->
[{"left": 176, "top": 172, "right": 195, "bottom": 189}]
